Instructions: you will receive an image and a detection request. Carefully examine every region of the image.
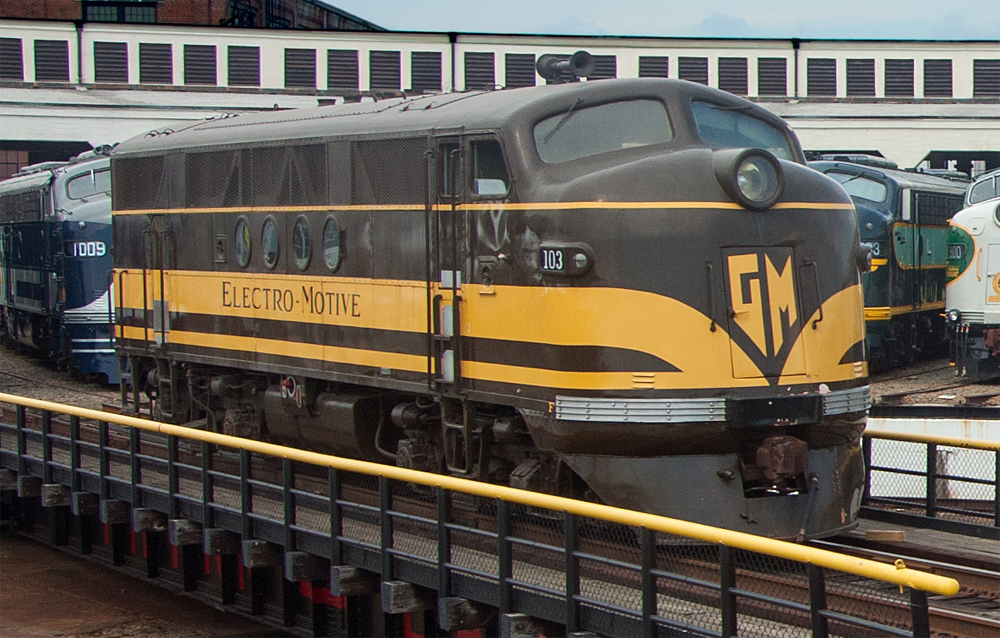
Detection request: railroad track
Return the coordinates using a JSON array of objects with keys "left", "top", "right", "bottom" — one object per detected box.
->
[
  {"left": 815, "top": 536, "right": 1000, "bottom": 638},
  {"left": 2, "top": 399, "right": 997, "bottom": 637}
]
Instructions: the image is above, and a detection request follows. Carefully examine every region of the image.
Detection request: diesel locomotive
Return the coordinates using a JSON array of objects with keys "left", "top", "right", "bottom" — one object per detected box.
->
[
  {"left": 111, "top": 76, "right": 870, "bottom": 539},
  {"left": 1, "top": 149, "right": 119, "bottom": 383},
  {"left": 946, "top": 169, "right": 1000, "bottom": 379},
  {"left": 810, "top": 157, "right": 967, "bottom": 371}
]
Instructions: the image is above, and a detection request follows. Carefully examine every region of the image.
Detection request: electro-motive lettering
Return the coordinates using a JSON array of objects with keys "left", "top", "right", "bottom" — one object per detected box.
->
[{"left": 221, "top": 281, "right": 361, "bottom": 317}]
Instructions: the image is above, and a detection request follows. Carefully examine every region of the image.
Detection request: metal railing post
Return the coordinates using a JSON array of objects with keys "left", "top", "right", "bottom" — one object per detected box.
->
[
  {"left": 719, "top": 544, "right": 738, "bottom": 638},
  {"left": 380, "top": 476, "right": 392, "bottom": 579},
  {"left": 129, "top": 426, "right": 140, "bottom": 506},
  {"left": 41, "top": 409, "right": 52, "bottom": 484},
  {"left": 201, "top": 440, "right": 211, "bottom": 528},
  {"left": 329, "top": 468, "right": 341, "bottom": 565},
  {"left": 565, "top": 512, "right": 580, "bottom": 634},
  {"left": 807, "top": 564, "right": 830, "bottom": 638},
  {"left": 98, "top": 420, "right": 109, "bottom": 500},
  {"left": 437, "top": 487, "right": 450, "bottom": 598},
  {"left": 862, "top": 435, "right": 873, "bottom": 504},
  {"left": 909, "top": 589, "right": 930, "bottom": 638},
  {"left": 240, "top": 449, "right": 251, "bottom": 539},
  {"left": 926, "top": 443, "right": 938, "bottom": 518},
  {"left": 167, "top": 435, "right": 178, "bottom": 519},
  {"left": 498, "top": 498, "right": 512, "bottom": 615},
  {"left": 69, "top": 415, "right": 81, "bottom": 493},
  {"left": 641, "top": 526, "right": 656, "bottom": 637},
  {"left": 283, "top": 458, "right": 294, "bottom": 551},
  {"left": 16, "top": 405, "right": 27, "bottom": 476},
  {"left": 994, "top": 451, "right": 1000, "bottom": 528}
]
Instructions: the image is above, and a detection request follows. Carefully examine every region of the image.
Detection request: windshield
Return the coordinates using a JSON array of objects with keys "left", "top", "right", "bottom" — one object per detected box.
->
[
  {"left": 533, "top": 99, "right": 673, "bottom": 164},
  {"left": 691, "top": 101, "right": 794, "bottom": 160},
  {"left": 968, "top": 174, "right": 998, "bottom": 206},
  {"left": 824, "top": 171, "right": 888, "bottom": 203},
  {"left": 66, "top": 169, "right": 111, "bottom": 200}
]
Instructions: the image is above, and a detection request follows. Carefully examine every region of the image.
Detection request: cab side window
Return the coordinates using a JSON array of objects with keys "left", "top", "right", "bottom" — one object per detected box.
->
[{"left": 471, "top": 139, "right": 508, "bottom": 197}]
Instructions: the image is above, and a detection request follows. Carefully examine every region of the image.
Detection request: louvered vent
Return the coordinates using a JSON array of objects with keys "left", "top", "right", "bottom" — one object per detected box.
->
[
  {"left": 251, "top": 144, "right": 328, "bottom": 207},
  {"left": 504, "top": 53, "right": 535, "bottom": 87},
  {"left": 884, "top": 59, "right": 913, "bottom": 97},
  {"left": 410, "top": 51, "right": 441, "bottom": 92},
  {"left": 0, "top": 38, "right": 23, "bottom": 81},
  {"left": 464, "top": 52, "right": 495, "bottom": 90},
  {"left": 590, "top": 55, "right": 617, "bottom": 80},
  {"left": 34, "top": 40, "right": 69, "bottom": 82},
  {"left": 638, "top": 56, "right": 668, "bottom": 78},
  {"left": 924, "top": 59, "right": 952, "bottom": 97},
  {"left": 974, "top": 59, "right": 1000, "bottom": 97},
  {"left": 846, "top": 59, "right": 874, "bottom": 96},
  {"left": 139, "top": 42, "right": 172, "bottom": 84},
  {"left": 94, "top": 41, "right": 128, "bottom": 83},
  {"left": 185, "top": 150, "right": 245, "bottom": 208},
  {"left": 807, "top": 58, "right": 836, "bottom": 96},
  {"left": 678, "top": 57, "right": 708, "bottom": 84},
  {"left": 327, "top": 49, "right": 359, "bottom": 90},
  {"left": 370, "top": 50, "right": 400, "bottom": 91},
  {"left": 114, "top": 155, "right": 167, "bottom": 211},
  {"left": 351, "top": 138, "right": 427, "bottom": 205},
  {"left": 757, "top": 58, "right": 786, "bottom": 96},
  {"left": 228, "top": 46, "right": 259, "bottom": 86},
  {"left": 285, "top": 48, "right": 316, "bottom": 88},
  {"left": 717, "top": 57, "right": 747, "bottom": 94},
  {"left": 184, "top": 44, "right": 216, "bottom": 86},
  {"left": 914, "top": 191, "right": 963, "bottom": 226}
]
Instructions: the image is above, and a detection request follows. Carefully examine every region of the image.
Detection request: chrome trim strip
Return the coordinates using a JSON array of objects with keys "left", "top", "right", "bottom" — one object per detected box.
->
[
  {"left": 556, "top": 397, "right": 726, "bottom": 423},
  {"left": 556, "top": 385, "right": 871, "bottom": 423},
  {"left": 823, "top": 385, "right": 871, "bottom": 415}
]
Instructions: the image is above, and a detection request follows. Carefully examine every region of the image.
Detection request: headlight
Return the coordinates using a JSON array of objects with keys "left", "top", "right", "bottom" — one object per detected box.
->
[
  {"left": 946, "top": 309, "right": 961, "bottom": 324},
  {"left": 712, "top": 148, "right": 785, "bottom": 211}
]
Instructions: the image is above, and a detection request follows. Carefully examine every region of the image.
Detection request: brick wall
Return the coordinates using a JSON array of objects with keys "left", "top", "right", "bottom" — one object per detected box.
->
[
  {"left": 0, "top": 0, "right": 79, "bottom": 20},
  {"left": 0, "top": 0, "right": 379, "bottom": 30}
]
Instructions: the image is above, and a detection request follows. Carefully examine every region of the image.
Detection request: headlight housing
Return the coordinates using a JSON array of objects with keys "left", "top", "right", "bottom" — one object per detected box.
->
[
  {"left": 946, "top": 308, "right": 961, "bottom": 324},
  {"left": 713, "top": 148, "right": 785, "bottom": 211}
]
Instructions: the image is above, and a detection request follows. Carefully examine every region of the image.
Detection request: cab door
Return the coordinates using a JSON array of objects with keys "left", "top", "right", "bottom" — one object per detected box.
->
[
  {"left": 428, "top": 137, "right": 465, "bottom": 391},
  {"left": 141, "top": 214, "right": 174, "bottom": 348}
]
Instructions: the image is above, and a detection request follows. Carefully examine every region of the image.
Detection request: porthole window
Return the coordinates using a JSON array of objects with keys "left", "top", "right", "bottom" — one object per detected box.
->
[
  {"left": 322, "top": 216, "right": 341, "bottom": 272},
  {"left": 293, "top": 216, "right": 311, "bottom": 271},
  {"left": 262, "top": 217, "right": 279, "bottom": 270},
  {"left": 235, "top": 217, "right": 251, "bottom": 268}
]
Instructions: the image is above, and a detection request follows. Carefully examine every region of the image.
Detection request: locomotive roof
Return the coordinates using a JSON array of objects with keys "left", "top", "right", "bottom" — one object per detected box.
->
[
  {"left": 809, "top": 160, "right": 968, "bottom": 195},
  {"left": 112, "top": 78, "right": 794, "bottom": 157}
]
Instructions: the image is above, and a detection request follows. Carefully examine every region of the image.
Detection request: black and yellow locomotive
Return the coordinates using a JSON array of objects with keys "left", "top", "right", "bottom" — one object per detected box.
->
[{"left": 112, "top": 76, "right": 869, "bottom": 539}]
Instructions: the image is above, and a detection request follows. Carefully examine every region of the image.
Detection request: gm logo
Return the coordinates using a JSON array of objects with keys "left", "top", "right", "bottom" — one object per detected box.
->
[{"left": 725, "top": 248, "right": 805, "bottom": 378}]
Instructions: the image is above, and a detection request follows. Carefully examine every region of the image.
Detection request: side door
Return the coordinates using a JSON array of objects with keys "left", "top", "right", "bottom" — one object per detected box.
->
[
  {"left": 142, "top": 214, "right": 175, "bottom": 348},
  {"left": 428, "top": 136, "right": 466, "bottom": 390}
]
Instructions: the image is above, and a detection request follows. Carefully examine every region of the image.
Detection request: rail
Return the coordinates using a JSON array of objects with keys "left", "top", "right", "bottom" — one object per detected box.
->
[
  {"left": 1, "top": 393, "right": 959, "bottom": 637},
  {"left": 863, "top": 429, "right": 1000, "bottom": 539}
]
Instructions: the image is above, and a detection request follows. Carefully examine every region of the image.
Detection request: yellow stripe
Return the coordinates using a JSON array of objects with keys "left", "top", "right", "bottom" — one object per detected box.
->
[
  {"left": 115, "top": 271, "right": 865, "bottom": 390},
  {"left": 114, "top": 201, "right": 852, "bottom": 216},
  {"left": 864, "top": 302, "right": 946, "bottom": 322},
  {"left": 865, "top": 307, "right": 892, "bottom": 322}
]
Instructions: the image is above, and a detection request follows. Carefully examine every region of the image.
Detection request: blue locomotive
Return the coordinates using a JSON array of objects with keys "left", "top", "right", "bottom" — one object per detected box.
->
[
  {"left": 0, "top": 148, "right": 119, "bottom": 383},
  {"left": 810, "top": 156, "right": 967, "bottom": 371}
]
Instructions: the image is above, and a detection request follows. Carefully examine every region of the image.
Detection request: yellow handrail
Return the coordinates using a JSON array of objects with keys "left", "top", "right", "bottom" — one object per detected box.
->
[
  {"left": 865, "top": 428, "right": 1000, "bottom": 452},
  {"left": 0, "top": 392, "right": 960, "bottom": 597}
]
